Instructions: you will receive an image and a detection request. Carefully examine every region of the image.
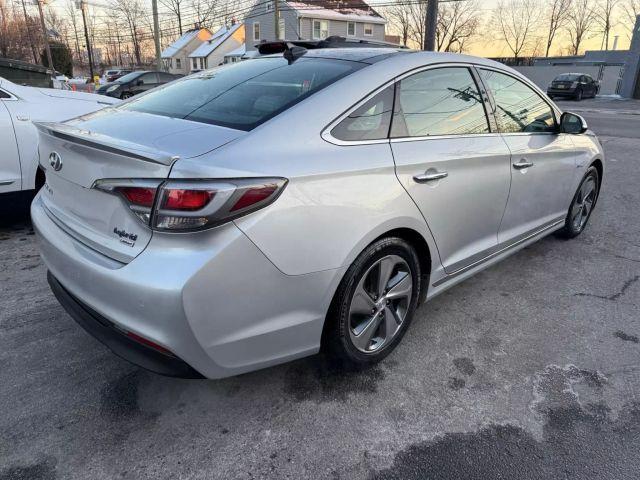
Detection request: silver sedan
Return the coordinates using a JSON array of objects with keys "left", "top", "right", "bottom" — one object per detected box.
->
[{"left": 31, "top": 47, "right": 604, "bottom": 378}]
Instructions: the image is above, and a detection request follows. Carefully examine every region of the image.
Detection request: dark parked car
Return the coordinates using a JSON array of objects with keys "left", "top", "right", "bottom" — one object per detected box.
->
[
  {"left": 97, "top": 71, "right": 180, "bottom": 99},
  {"left": 547, "top": 73, "right": 599, "bottom": 100}
]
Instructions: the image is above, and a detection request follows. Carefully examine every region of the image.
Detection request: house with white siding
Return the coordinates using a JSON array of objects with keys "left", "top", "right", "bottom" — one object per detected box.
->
[
  {"left": 188, "top": 23, "right": 246, "bottom": 72},
  {"left": 243, "top": 0, "right": 386, "bottom": 52},
  {"left": 161, "top": 27, "right": 213, "bottom": 75}
]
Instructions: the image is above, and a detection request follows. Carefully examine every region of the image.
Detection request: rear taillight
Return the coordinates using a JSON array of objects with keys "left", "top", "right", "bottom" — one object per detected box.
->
[
  {"left": 160, "top": 189, "right": 215, "bottom": 211},
  {"left": 94, "top": 178, "right": 287, "bottom": 232},
  {"left": 116, "top": 186, "right": 156, "bottom": 208}
]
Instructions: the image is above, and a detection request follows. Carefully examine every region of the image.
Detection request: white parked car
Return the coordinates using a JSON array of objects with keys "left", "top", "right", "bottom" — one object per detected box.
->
[{"left": 0, "top": 77, "right": 119, "bottom": 197}]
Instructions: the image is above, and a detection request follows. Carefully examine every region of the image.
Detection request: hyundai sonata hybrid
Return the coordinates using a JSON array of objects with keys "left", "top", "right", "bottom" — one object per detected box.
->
[{"left": 32, "top": 47, "right": 604, "bottom": 379}]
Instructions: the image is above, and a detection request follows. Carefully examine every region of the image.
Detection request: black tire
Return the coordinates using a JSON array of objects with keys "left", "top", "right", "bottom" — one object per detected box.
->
[
  {"left": 575, "top": 88, "right": 583, "bottom": 101},
  {"left": 120, "top": 92, "right": 133, "bottom": 99},
  {"left": 557, "top": 166, "right": 599, "bottom": 239},
  {"left": 324, "top": 237, "right": 421, "bottom": 366}
]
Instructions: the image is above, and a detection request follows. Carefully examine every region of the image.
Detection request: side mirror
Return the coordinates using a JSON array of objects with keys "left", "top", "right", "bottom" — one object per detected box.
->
[{"left": 560, "top": 112, "right": 588, "bottom": 134}]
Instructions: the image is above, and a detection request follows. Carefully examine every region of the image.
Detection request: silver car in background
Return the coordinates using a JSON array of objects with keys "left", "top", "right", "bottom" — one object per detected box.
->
[{"left": 31, "top": 47, "right": 604, "bottom": 378}]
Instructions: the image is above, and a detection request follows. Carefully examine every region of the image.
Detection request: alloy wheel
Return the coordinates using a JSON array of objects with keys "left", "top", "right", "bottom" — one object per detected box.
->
[
  {"left": 571, "top": 176, "right": 597, "bottom": 232},
  {"left": 348, "top": 255, "right": 413, "bottom": 353}
]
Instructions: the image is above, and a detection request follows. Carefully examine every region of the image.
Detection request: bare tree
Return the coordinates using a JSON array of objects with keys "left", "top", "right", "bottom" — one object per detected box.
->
[
  {"left": 436, "top": 0, "right": 481, "bottom": 52},
  {"left": 0, "top": 0, "right": 38, "bottom": 61},
  {"left": 159, "top": 0, "right": 185, "bottom": 35},
  {"left": 217, "top": 0, "right": 241, "bottom": 28},
  {"left": 622, "top": 0, "right": 640, "bottom": 30},
  {"left": 408, "top": 0, "right": 427, "bottom": 49},
  {"left": 45, "top": 7, "right": 69, "bottom": 42},
  {"left": 111, "top": 0, "right": 146, "bottom": 65},
  {"left": 0, "top": 0, "right": 10, "bottom": 58},
  {"left": 566, "top": 0, "right": 597, "bottom": 55},
  {"left": 544, "top": 0, "right": 572, "bottom": 56},
  {"left": 385, "top": 0, "right": 412, "bottom": 46},
  {"left": 594, "top": 0, "right": 620, "bottom": 49},
  {"left": 189, "top": 0, "right": 218, "bottom": 28},
  {"left": 62, "top": 0, "right": 81, "bottom": 61},
  {"left": 493, "top": 0, "right": 543, "bottom": 59}
]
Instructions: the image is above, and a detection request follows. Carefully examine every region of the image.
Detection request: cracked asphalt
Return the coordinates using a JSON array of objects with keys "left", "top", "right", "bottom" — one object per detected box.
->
[{"left": 1, "top": 98, "right": 640, "bottom": 480}]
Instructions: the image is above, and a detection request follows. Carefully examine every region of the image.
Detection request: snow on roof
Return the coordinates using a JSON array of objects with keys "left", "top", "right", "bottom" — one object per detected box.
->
[
  {"left": 189, "top": 24, "right": 243, "bottom": 58},
  {"left": 286, "top": 0, "right": 386, "bottom": 24},
  {"left": 161, "top": 28, "right": 212, "bottom": 58},
  {"left": 224, "top": 44, "right": 246, "bottom": 57}
]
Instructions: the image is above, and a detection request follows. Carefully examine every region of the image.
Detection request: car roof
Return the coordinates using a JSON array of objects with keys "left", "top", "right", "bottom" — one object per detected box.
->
[
  {"left": 261, "top": 47, "right": 406, "bottom": 64},
  {"left": 261, "top": 48, "right": 517, "bottom": 71}
]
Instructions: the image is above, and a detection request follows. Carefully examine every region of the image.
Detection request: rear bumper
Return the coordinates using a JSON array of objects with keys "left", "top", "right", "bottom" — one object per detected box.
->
[
  {"left": 48, "top": 272, "right": 203, "bottom": 378},
  {"left": 547, "top": 88, "right": 578, "bottom": 97},
  {"left": 32, "top": 192, "right": 342, "bottom": 379}
]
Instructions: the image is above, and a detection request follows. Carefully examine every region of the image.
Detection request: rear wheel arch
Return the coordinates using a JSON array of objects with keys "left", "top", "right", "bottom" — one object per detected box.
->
[
  {"left": 373, "top": 228, "right": 432, "bottom": 288},
  {"left": 321, "top": 227, "right": 432, "bottom": 351},
  {"left": 590, "top": 158, "right": 603, "bottom": 191}
]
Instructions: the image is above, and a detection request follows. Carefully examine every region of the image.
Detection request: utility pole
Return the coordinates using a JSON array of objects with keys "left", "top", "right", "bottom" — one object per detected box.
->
[
  {"left": 78, "top": 0, "right": 94, "bottom": 79},
  {"left": 423, "top": 0, "right": 438, "bottom": 51},
  {"left": 20, "top": 0, "right": 38, "bottom": 64},
  {"left": 274, "top": 0, "right": 280, "bottom": 40},
  {"left": 36, "top": 0, "right": 54, "bottom": 70},
  {"left": 152, "top": 0, "right": 163, "bottom": 70}
]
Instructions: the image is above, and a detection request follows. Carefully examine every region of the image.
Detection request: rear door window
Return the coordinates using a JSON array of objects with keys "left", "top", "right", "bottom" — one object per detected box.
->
[
  {"left": 140, "top": 73, "right": 159, "bottom": 85},
  {"left": 391, "top": 67, "right": 490, "bottom": 137},
  {"left": 122, "top": 58, "right": 363, "bottom": 131},
  {"left": 479, "top": 69, "right": 556, "bottom": 134},
  {"left": 158, "top": 73, "right": 176, "bottom": 82}
]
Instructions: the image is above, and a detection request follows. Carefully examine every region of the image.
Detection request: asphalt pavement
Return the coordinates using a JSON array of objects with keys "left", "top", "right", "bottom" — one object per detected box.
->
[{"left": 1, "top": 97, "right": 640, "bottom": 480}]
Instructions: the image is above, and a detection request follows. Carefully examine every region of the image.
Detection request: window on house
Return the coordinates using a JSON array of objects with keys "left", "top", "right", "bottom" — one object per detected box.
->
[
  {"left": 176, "top": 58, "right": 181, "bottom": 69},
  {"left": 253, "top": 22, "right": 260, "bottom": 41},
  {"left": 312, "top": 19, "right": 329, "bottom": 39},
  {"left": 347, "top": 22, "right": 356, "bottom": 36},
  {"left": 192, "top": 58, "right": 198, "bottom": 69},
  {"left": 391, "top": 67, "right": 490, "bottom": 137},
  {"left": 364, "top": 23, "right": 373, "bottom": 36}
]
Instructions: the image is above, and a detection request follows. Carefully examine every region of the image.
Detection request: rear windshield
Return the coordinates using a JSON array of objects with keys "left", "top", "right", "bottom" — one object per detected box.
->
[
  {"left": 555, "top": 74, "right": 579, "bottom": 81},
  {"left": 120, "top": 57, "right": 364, "bottom": 131}
]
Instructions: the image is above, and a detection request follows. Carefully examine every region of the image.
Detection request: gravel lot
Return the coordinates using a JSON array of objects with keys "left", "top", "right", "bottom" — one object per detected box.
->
[{"left": 1, "top": 98, "right": 640, "bottom": 480}]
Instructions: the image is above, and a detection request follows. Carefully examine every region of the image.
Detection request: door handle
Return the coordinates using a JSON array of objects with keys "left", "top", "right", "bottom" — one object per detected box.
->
[
  {"left": 512, "top": 160, "right": 534, "bottom": 170},
  {"left": 413, "top": 171, "right": 448, "bottom": 183}
]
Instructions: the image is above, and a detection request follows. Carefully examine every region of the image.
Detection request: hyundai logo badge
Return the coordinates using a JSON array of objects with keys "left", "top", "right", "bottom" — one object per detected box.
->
[{"left": 49, "top": 151, "right": 63, "bottom": 172}]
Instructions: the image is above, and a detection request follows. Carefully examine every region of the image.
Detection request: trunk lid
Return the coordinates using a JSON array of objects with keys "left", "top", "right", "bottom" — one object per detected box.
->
[
  {"left": 551, "top": 80, "right": 574, "bottom": 89},
  {"left": 36, "top": 114, "right": 243, "bottom": 263}
]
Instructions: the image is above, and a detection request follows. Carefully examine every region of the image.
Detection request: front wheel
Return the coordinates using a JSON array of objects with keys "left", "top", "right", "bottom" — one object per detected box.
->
[
  {"left": 120, "top": 92, "right": 133, "bottom": 99},
  {"left": 324, "top": 237, "right": 421, "bottom": 366},
  {"left": 558, "top": 166, "right": 599, "bottom": 238},
  {"left": 575, "top": 88, "right": 583, "bottom": 101}
]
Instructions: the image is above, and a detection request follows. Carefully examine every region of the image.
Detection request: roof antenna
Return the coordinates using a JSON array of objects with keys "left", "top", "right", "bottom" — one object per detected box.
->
[{"left": 283, "top": 43, "right": 307, "bottom": 64}]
